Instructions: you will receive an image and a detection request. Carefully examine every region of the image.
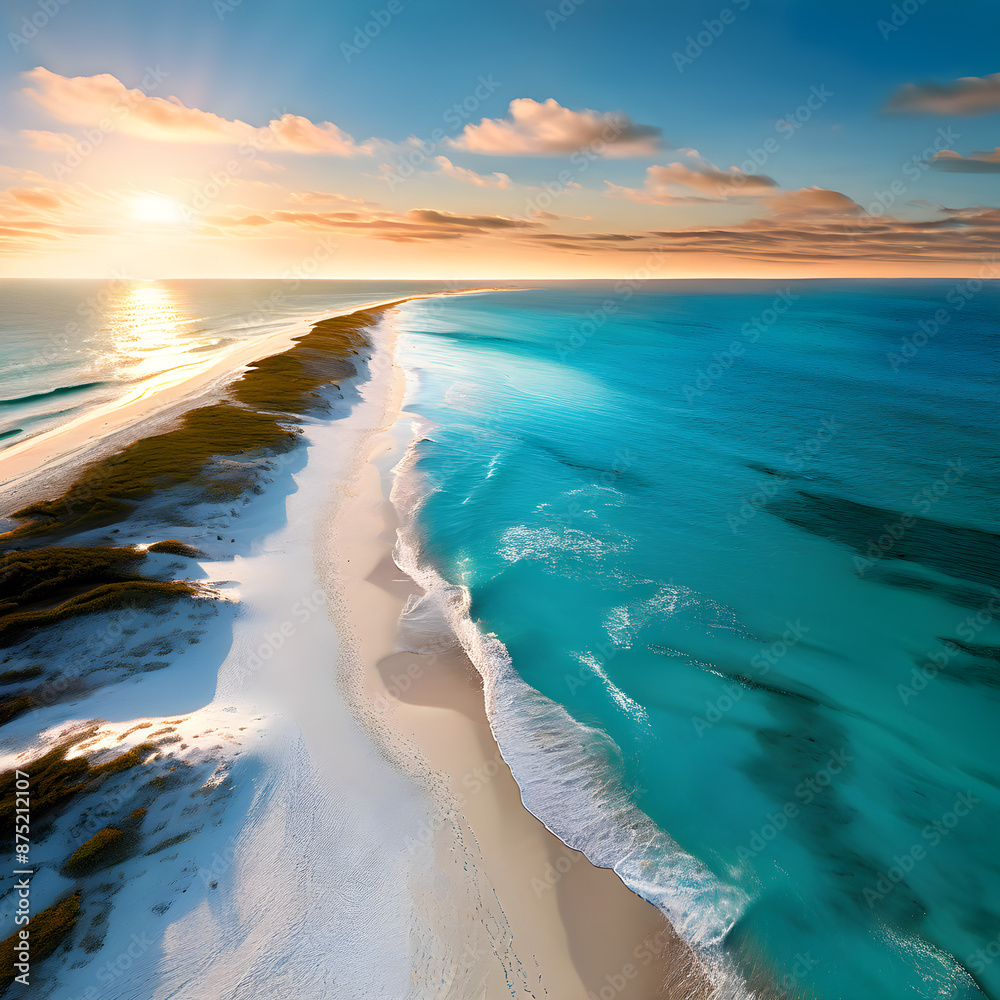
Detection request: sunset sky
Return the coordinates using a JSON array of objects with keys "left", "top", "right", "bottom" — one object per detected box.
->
[{"left": 1, "top": 0, "right": 999, "bottom": 278}]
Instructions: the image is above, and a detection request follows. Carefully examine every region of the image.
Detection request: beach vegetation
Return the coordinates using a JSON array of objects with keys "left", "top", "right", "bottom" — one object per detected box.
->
[
  {"left": 0, "top": 693, "right": 35, "bottom": 727},
  {"left": 0, "top": 733, "right": 155, "bottom": 832},
  {"left": 1, "top": 405, "right": 298, "bottom": 540},
  {"left": 0, "top": 664, "right": 44, "bottom": 684},
  {"left": 232, "top": 309, "right": 376, "bottom": 414},
  {"left": 0, "top": 546, "right": 146, "bottom": 606},
  {"left": 0, "top": 580, "right": 198, "bottom": 647},
  {"left": 1, "top": 307, "right": 382, "bottom": 543},
  {"left": 146, "top": 540, "right": 203, "bottom": 557},
  {"left": 0, "top": 892, "right": 81, "bottom": 986},
  {"left": 62, "top": 827, "right": 125, "bottom": 877}
]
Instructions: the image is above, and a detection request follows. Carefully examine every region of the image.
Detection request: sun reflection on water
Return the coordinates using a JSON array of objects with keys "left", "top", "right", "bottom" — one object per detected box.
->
[{"left": 104, "top": 283, "right": 205, "bottom": 379}]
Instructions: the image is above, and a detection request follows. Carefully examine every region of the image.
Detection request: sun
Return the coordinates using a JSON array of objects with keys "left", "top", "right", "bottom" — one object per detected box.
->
[{"left": 130, "top": 194, "right": 187, "bottom": 225}]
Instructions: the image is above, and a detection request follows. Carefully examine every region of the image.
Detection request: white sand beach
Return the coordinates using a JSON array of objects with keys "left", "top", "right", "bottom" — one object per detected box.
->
[{"left": 0, "top": 292, "right": 710, "bottom": 998}]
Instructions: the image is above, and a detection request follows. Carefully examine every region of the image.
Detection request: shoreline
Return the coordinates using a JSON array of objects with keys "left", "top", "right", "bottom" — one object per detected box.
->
[
  {"left": 0, "top": 287, "right": 509, "bottom": 506},
  {"left": 1, "top": 288, "right": 715, "bottom": 997},
  {"left": 332, "top": 304, "right": 715, "bottom": 998}
]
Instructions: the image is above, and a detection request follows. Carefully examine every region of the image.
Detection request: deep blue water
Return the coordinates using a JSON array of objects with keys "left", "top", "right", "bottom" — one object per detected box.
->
[{"left": 393, "top": 281, "right": 1000, "bottom": 1000}]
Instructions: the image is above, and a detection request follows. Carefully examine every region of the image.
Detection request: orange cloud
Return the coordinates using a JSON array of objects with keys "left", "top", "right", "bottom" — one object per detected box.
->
[
  {"left": 432, "top": 156, "right": 512, "bottom": 188},
  {"left": 449, "top": 98, "right": 661, "bottom": 157},
  {"left": 20, "top": 129, "right": 78, "bottom": 152},
  {"left": 763, "top": 186, "right": 863, "bottom": 217},
  {"left": 606, "top": 151, "right": 777, "bottom": 203},
  {"left": 21, "top": 67, "right": 373, "bottom": 156}
]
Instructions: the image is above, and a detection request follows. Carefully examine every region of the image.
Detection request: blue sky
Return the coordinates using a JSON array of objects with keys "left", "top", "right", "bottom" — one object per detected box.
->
[{"left": 1, "top": 0, "right": 998, "bottom": 276}]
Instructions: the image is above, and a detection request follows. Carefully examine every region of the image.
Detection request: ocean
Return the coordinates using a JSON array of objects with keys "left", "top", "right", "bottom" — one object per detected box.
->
[
  {"left": 0, "top": 279, "right": 472, "bottom": 449},
  {"left": 389, "top": 281, "right": 1000, "bottom": 1000},
  {"left": 2, "top": 278, "right": 998, "bottom": 1000}
]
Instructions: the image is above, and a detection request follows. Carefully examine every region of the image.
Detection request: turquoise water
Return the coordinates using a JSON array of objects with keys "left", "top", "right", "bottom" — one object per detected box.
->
[{"left": 393, "top": 282, "right": 1000, "bottom": 1000}]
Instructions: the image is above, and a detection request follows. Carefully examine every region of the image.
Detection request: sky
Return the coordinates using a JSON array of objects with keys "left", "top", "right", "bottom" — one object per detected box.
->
[{"left": 1, "top": 0, "right": 999, "bottom": 278}]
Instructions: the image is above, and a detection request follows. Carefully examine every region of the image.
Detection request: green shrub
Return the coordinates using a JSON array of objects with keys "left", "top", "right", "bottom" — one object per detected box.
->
[
  {"left": 0, "top": 546, "right": 145, "bottom": 608},
  {"left": 0, "top": 892, "right": 80, "bottom": 985},
  {"left": 0, "top": 665, "right": 43, "bottom": 685},
  {"left": 146, "top": 540, "right": 203, "bottom": 557},
  {"left": 0, "top": 581, "right": 198, "bottom": 647},
  {"left": 0, "top": 693, "right": 35, "bottom": 727},
  {"left": 62, "top": 828, "right": 124, "bottom": 877}
]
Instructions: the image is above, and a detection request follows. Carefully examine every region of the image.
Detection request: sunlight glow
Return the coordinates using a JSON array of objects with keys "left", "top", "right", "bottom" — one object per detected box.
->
[{"left": 130, "top": 194, "right": 188, "bottom": 225}]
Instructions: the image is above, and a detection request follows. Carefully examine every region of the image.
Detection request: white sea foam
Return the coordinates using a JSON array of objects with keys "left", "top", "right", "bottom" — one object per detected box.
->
[{"left": 389, "top": 421, "right": 756, "bottom": 998}]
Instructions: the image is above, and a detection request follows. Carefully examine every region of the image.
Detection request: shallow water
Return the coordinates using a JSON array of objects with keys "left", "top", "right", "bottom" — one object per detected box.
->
[{"left": 392, "top": 280, "right": 1000, "bottom": 1000}]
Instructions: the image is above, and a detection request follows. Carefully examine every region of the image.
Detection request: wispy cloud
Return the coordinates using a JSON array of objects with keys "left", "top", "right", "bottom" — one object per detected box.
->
[
  {"left": 605, "top": 150, "right": 777, "bottom": 202},
  {"left": 21, "top": 67, "right": 374, "bottom": 156},
  {"left": 449, "top": 98, "right": 661, "bottom": 157},
  {"left": 432, "top": 156, "right": 512, "bottom": 188},
  {"left": 884, "top": 72, "right": 1000, "bottom": 115},
  {"left": 928, "top": 148, "right": 1000, "bottom": 173}
]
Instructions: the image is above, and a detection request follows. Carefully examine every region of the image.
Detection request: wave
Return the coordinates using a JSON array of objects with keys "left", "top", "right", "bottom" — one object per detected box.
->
[
  {"left": 0, "top": 380, "right": 109, "bottom": 408},
  {"left": 388, "top": 418, "right": 754, "bottom": 999}
]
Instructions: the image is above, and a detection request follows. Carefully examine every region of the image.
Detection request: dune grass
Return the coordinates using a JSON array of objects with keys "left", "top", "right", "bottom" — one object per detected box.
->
[
  {"left": 0, "top": 545, "right": 200, "bottom": 650},
  {"left": 0, "top": 693, "right": 35, "bottom": 726},
  {"left": 0, "top": 892, "right": 81, "bottom": 986},
  {"left": 0, "top": 734, "right": 154, "bottom": 832},
  {"left": 2, "top": 405, "right": 299, "bottom": 541},
  {"left": 232, "top": 308, "right": 377, "bottom": 414},
  {"left": 0, "top": 580, "right": 198, "bottom": 648},
  {"left": 0, "top": 665, "right": 44, "bottom": 685},
  {"left": 146, "top": 540, "right": 203, "bottom": 557},
  {"left": 1, "top": 306, "right": 382, "bottom": 544},
  {"left": 0, "top": 546, "right": 147, "bottom": 607},
  {"left": 62, "top": 828, "right": 125, "bottom": 878}
]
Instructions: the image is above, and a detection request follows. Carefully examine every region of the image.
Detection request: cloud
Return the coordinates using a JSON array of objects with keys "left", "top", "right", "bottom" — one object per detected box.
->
[
  {"left": 7, "top": 187, "right": 64, "bottom": 211},
  {"left": 449, "top": 98, "right": 661, "bottom": 157},
  {"left": 606, "top": 150, "right": 777, "bottom": 203},
  {"left": 515, "top": 188, "right": 1000, "bottom": 265},
  {"left": 432, "top": 156, "right": 512, "bottom": 188},
  {"left": 207, "top": 205, "right": 542, "bottom": 243},
  {"left": 928, "top": 148, "right": 1000, "bottom": 173},
  {"left": 884, "top": 72, "right": 1000, "bottom": 115},
  {"left": 21, "top": 67, "right": 372, "bottom": 156},
  {"left": 20, "top": 129, "right": 77, "bottom": 152},
  {"left": 763, "top": 186, "right": 863, "bottom": 217}
]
